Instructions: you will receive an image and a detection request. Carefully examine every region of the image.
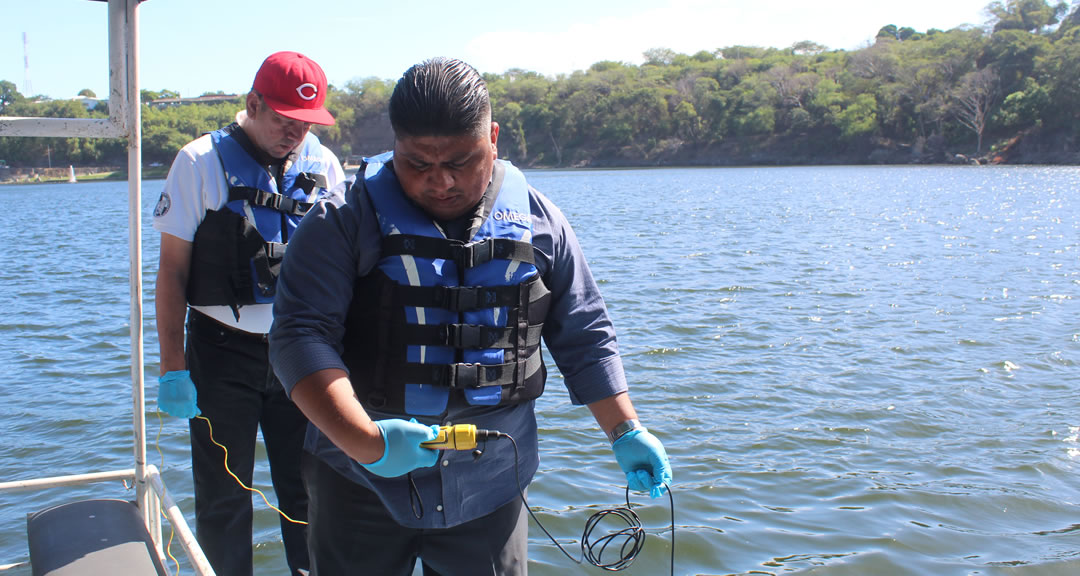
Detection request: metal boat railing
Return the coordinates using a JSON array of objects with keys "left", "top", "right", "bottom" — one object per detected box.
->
[{"left": 0, "top": 1, "right": 213, "bottom": 573}]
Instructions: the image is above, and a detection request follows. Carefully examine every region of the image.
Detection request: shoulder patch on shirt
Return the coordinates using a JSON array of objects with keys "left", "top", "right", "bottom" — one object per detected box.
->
[{"left": 153, "top": 192, "right": 171, "bottom": 217}]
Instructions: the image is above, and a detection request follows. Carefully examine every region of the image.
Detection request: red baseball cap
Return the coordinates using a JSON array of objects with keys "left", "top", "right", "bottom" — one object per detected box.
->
[{"left": 252, "top": 51, "right": 335, "bottom": 126}]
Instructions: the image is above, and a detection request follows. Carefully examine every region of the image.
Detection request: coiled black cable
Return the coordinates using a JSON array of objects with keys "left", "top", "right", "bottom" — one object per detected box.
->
[
  {"left": 497, "top": 432, "right": 675, "bottom": 575},
  {"left": 581, "top": 487, "right": 645, "bottom": 570}
]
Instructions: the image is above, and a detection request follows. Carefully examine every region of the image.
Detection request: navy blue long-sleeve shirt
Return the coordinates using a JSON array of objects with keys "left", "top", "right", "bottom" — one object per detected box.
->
[{"left": 269, "top": 160, "right": 627, "bottom": 528}]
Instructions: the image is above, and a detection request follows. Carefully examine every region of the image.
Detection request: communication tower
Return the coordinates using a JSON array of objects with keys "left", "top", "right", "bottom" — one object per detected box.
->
[{"left": 23, "top": 32, "right": 33, "bottom": 95}]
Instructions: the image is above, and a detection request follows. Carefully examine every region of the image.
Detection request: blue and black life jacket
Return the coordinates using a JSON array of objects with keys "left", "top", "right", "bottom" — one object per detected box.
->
[
  {"left": 342, "top": 154, "right": 551, "bottom": 415},
  {"left": 187, "top": 123, "right": 332, "bottom": 319}
]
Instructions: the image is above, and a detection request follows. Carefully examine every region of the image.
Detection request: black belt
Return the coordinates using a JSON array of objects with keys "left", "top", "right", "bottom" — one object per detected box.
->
[{"left": 188, "top": 308, "right": 269, "bottom": 343}]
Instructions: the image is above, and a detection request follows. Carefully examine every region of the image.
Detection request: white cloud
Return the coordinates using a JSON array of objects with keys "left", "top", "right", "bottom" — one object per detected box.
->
[{"left": 464, "top": 0, "right": 990, "bottom": 76}]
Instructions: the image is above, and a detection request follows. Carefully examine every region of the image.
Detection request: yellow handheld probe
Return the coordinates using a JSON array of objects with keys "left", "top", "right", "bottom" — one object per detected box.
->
[{"left": 420, "top": 424, "right": 501, "bottom": 450}]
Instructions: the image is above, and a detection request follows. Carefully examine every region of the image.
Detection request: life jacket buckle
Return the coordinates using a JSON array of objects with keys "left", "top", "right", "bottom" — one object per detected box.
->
[
  {"left": 447, "top": 363, "right": 480, "bottom": 389},
  {"left": 276, "top": 196, "right": 297, "bottom": 214},
  {"left": 294, "top": 172, "right": 319, "bottom": 195},
  {"left": 461, "top": 239, "right": 496, "bottom": 268},
  {"left": 367, "top": 392, "right": 387, "bottom": 409},
  {"left": 444, "top": 323, "right": 482, "bottom": 348},
  {"left": 441, "top": 286, "right": 479, "bottom": 311}
]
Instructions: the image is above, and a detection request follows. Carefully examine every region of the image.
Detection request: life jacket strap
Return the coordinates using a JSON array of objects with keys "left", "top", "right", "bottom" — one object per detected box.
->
[
  {"left": 293, "top": 171, "right": 328, "bottom": 195},
  {"left": 381, "top": 235, "right": 535, "bottom": 269},
  {"left": 366, "top": 277, "right": 397, "bottom": 410},
  {"left": 250, "top": 241, "right": 286, "bottom": 299},
  {"left": 395, "top": 321, "right": 543, "bottom": 350},
  {"left": 512, "top": 281, "right": 535, "bottom": 394},
  {"left": 391, "top": 352, "right": 544, "bottom": 390},
  {"left": 392, "top": 276, "right": 548, "bottom": 312},
  {"left": 460, "top": 238, "right": 534, "bottom": 268},
  {"left": 400, "top": 284, "right": 513, "bottom": 312},
  {"left": 228, "top": 186, "right": 314, "bottom": 217}
]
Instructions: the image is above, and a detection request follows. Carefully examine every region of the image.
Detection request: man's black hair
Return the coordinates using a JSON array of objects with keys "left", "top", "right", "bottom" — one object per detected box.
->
[{"left": 389, "top": 57, "right": 490, "bottom": 138}]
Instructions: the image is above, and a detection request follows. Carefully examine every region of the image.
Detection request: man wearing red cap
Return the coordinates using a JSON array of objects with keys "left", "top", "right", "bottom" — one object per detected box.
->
[{"left": 152, "top": 50, "right": 344, "bottom": 576}]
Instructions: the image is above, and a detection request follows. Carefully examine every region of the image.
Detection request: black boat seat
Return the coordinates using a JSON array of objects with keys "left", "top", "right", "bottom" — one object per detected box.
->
[{"left": 26, "top": 499, "right": 166, "bottom": 576}]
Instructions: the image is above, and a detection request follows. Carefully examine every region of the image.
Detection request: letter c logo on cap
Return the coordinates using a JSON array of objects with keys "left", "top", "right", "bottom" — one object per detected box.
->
[{"left": 296, "top": 83, "right": 318, "bottom": 101}]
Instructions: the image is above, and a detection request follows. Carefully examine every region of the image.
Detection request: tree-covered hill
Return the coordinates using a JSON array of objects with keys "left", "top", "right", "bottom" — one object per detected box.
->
[{"left": 2, "top": 0, "right": 1078, "bottom": 169}]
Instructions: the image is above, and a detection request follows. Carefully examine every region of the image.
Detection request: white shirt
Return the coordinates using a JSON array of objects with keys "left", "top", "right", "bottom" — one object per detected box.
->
[{"left": 152, "top": 129, "right": 346, "bottom": 333}]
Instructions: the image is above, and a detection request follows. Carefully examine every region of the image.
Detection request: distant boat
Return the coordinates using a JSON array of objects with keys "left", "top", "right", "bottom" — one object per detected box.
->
[{"left": 67, "top": 166, "right": 76, "bottom": 183}]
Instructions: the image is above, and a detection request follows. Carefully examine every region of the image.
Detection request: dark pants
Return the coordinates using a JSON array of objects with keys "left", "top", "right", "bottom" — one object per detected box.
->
[
  {"left": 303, "top": 453, "right": 528, "bottom": 576},
  {"left": 186, "top": 309, "right": 310, "bottom": 576}
]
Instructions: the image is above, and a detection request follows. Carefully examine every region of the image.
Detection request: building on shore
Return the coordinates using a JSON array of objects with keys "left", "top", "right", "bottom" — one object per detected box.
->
[{"left": 148, "top": 94, "right": 242, "bottom": 108}]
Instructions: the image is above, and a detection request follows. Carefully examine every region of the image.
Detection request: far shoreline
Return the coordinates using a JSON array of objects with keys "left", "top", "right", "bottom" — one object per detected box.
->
[
  {"left": 0, "top": 165, "right": 170, "bottom": 185},
  {"left": 3, "top": 158, "right": 1078, "bottom": 186}
]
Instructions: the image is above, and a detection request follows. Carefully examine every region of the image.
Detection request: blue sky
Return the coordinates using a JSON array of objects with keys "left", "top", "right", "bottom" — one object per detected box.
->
[{"left": 3, "top": 0, "right": 995, "bottom": 100}]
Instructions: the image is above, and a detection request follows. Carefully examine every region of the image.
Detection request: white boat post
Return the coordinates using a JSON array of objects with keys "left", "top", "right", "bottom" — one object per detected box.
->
[{"left": 0, "top": 1, "right": 213, "bottom": 574}]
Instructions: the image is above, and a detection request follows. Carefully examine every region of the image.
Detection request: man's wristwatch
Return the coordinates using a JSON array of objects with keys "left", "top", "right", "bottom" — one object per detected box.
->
[{"left": 607, "top": 419, "right": 642, "bottom": 444}]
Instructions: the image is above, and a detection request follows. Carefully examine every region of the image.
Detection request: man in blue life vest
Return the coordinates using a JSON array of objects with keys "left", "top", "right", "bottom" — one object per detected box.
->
[
  {"left": 152, "top": 51, "right": 346, "bottom": 576},
  {"left": 269, "top": 56, "right": 672, "bottom": 575}
]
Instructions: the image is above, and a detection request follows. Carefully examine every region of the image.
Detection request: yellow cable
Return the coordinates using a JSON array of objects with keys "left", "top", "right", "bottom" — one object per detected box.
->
[
  {"left": 162, "top": 508, "right": 180, "bottom": 575},
  {"left": 147, "top": 409, "right": 307, "bottom": 576},
  {"left": 156, "top": 411, "right": 182, "bottom": 576},
  {"left": 194, "top": 415, "right": 308, "bottom": 525}
]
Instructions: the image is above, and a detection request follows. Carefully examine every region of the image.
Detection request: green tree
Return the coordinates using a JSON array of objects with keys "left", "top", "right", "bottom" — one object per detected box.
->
[
  {"left": 736, "top": 104, "right": 776, "bottom": 136},
  {"left": 849, "top": 41, "right": 899, "bottom": 80},
  {"left": 0, "top": 80, "right": 23, "bottom": 114},
  {"left": 142, "top": 124, "right": 191, "bottom": 165},
  {"left": 995, "top": 77, "right": 1050, "bottom": 128},
  {"left": 833, "top": 93, "right": 879, "bottom": 140},
  {"left": 728, "top": 75, "right": 777, "bottom": 137},
  {"left": 690, "top": 50, "right": 717, "bottom": 63},
  {"left": 791, "top": 41, "right": 828, "bottom": 55},
  {"left": 878, "top": 24, "right": 901, "bottom": 39},
  {"left": 643, "top": 48, "right": 678, "bottom": 66},
  {"left": 141, "top": 89, "right": 180, "bottom": 102},
  {"left": 11, "top": 13, "right": 1075, "bottom": 171},
  {"left": 765, "top": 64, "right": 817, "bottom": 109},
  {"left": 496, "top": 101, "right": 527, "bottom": 161},
  {"left": 981, "top": 29, "right": 1050, "bottom": 94},
  {"left": 1039, "top": 26, "right": 1080, "bottom": 127},
  {"left": 1055, "top": 2, "right": 1080, "bottom": 36},
  {"left": 334, "top": 77, "right": 395, "bottom": 158},
  {"left": 317, "top": 85, "right": 357, "bottom": 153},
  {"left": 77, "top": 88, "right": 97, "bottom": 98},
  {"left": 137, "top": 98, "right": 242, "bottom": 165},
  {"left": 673, "top": 100, "right": 702, "bottom": 141},
  {"left": 988, "top": 0, "right": 1068, "bottom": 32},
  {"left": 0, "top": 99, "right": 94, "bottom": 166}
]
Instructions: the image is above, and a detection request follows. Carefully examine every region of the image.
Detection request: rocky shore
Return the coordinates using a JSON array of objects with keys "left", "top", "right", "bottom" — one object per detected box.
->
[
  {"left": 3, "top": 127, "right": 1075, "bottom": 184},
  {"left": 571, "top": 126, "right": 1080, "bottom": 169}
]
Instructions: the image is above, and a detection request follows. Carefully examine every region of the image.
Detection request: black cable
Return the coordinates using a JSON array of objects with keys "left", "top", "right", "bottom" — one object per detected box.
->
[
  {"left": 581, "top": 490, "right": 644, "bottom": 571},
  {"left": 408, "top": 472, "right": 424, "bottom": 519},
  {"left": 498, "top": 432, "right": 675, "bottom": 575}
]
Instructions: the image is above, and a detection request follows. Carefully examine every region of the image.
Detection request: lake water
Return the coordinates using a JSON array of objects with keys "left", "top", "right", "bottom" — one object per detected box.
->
[{"left": 0, "top": 166, "right": 1078, "bottom": 575}]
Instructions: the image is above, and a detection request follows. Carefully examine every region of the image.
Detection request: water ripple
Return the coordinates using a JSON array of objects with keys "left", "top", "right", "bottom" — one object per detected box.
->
[{"left": 4, "top": 169, "right": 1080, "bottom": 575}]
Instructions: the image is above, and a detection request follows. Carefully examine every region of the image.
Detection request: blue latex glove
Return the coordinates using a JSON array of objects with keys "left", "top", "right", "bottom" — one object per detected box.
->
[
  {"left": 157, "top": 370, "right": 200, "bottom": 419},
  {"left": 612, "top": 428, "right": 672, "bottom": 498},
  {"left": 361, "top": 418, "right": 440, "bottom": 478}
]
